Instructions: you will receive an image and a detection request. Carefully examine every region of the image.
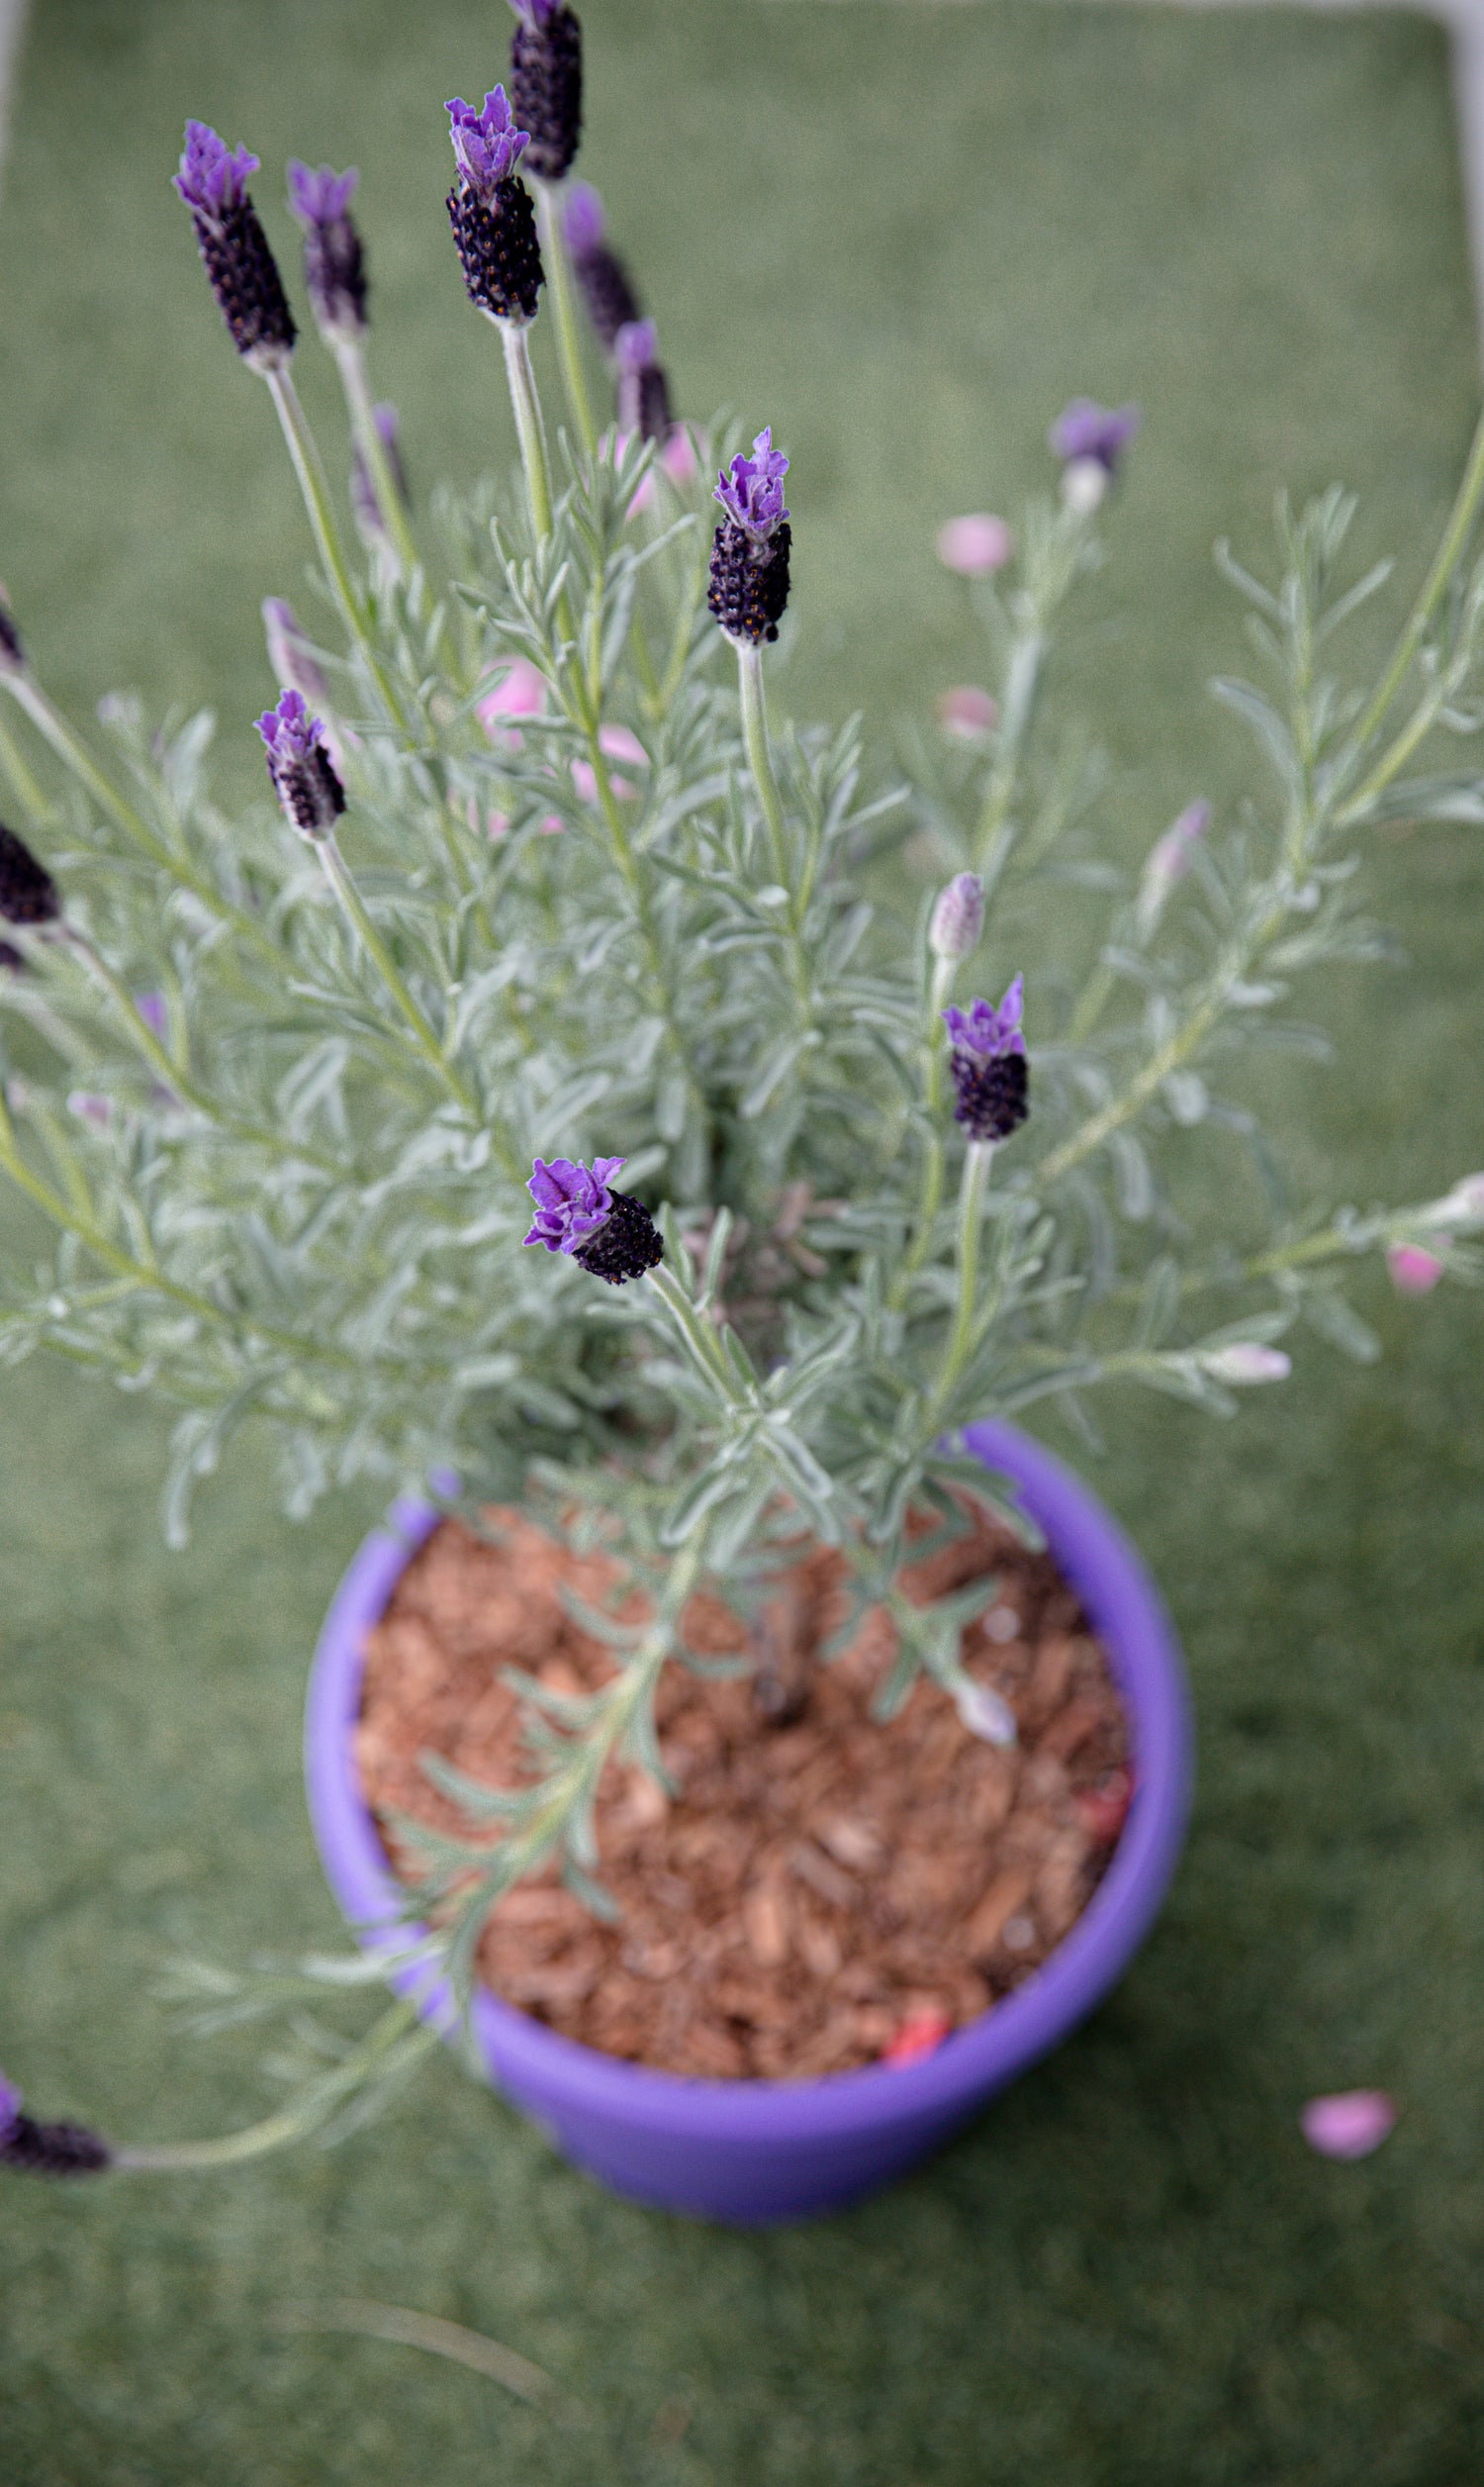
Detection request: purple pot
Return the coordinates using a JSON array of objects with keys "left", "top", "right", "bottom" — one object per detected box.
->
[{"left": 305, "top": 1421, "right": 1192, "bottom": 2224}]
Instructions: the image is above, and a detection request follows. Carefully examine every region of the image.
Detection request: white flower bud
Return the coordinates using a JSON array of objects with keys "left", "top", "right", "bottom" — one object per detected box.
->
[
  {"left": 1199, "top": 1343, "right": 1291, "bottom": 1386},
  {"left": 929, "top": 873, "right": 985, "bottom": 963}
]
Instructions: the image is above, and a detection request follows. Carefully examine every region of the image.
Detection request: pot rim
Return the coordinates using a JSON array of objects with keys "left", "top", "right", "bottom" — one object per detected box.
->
[{"left": 306, "top": 1419, "right": 1192, "bottom": 2143}]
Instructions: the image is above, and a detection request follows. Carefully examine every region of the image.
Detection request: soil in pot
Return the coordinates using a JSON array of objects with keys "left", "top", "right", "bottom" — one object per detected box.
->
[{"left": 356, "top": 1500, "right": 1132, "bottom": 2080}]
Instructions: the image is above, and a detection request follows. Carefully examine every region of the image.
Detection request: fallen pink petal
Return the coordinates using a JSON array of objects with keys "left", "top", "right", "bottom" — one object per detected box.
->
[
  {"left": 1301, "top": 2090, "right": 1398, "bottom": 2159},
  {"left": 938, "top": 685, "right": 999, "bottom": 738},
  {"left": 1387, "top": 1241, "right": 1446, "bottom": 1294},
  {"left": 936, "top": 514, "right": 1014, "bottom": 577}
]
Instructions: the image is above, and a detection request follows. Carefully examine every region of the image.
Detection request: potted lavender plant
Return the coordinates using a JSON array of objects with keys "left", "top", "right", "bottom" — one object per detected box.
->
[{"left": 1, "top": 2, "right": 1481, "bottom": 2219}]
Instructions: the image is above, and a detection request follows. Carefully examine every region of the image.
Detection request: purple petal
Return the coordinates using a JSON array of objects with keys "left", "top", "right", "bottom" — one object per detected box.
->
[
  {"left": 173, "top": 121, "right": 259, "bottom": 221},
  {"left": 287, "top": 160, "right": 360, "bottom": 229},
  {"left": 564, "top": 181, "right": 605, "bottom": 255}
]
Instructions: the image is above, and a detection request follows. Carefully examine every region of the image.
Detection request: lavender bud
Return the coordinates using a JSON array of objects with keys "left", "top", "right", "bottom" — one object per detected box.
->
[
  {"left": 0, "top": 595, "right": 24, "bottom": 675},
  {"left": 0, "top": 823, "right": 60, "bottom": 926},
  {"left": 261, "top": 599, "right": 331, "bottom": 710},
  {"left": 0, "top": 941, "right": 25, "bottom": 975},
  {"left": 508, "top": 0, "right": 584, "bottom": 183},
  {"left": 930, "top": 873, "right": 985, "bottom": 963},
  {"left": 0, "top": 2074, "right": 110, "bottom": 2177},
  {"left": 255, "top": 689, "right": 345, "bottom": 838},
  {"left": 445, "top": 92, "right": 544, "bottom": 325},
  {"left": 565, "top": 183, "right": 644, "bottom": 350},
  {"left": 1136, "top": 801, "right": 1209, "bottom": 940},
  {"left": 523, "top": 1155, "right": 664, "bottom": 1286},
  {"left": 942, "top": 981, "right": 1029, "bottom": 1144},
  {"left": 708, "top": 429, "right": 792, "bottom": 646},
  {"left": 287, "top": 161, "right": 367, "bottom": 343},
  {"left": 1050, "top": 400, "right": 1140, "bottom": 515},
  {"left": 1199, "top": 1343, "right": 1291, "bottom": 1385},
  {"left": 614, "top": 320, "right": 672, "bottom": 442},
  {"left": 173, "top": 122, "right": 297, "bottom": 371}
]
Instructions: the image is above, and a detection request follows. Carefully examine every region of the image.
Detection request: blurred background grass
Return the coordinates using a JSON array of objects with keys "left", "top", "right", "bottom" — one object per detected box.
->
[{"left": 2, "top": 2, "right": 1484, "bottom": 2481}]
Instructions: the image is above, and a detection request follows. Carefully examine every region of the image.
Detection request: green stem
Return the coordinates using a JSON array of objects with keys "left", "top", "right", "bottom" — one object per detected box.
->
[
  {"left": 889, "top": 958, "right": 954, "bottom": 1308},
  {"left": 3, "top": 677, "right": 282, "bottom": 968},
  {"left": 316, "top": 836, "right": 481, "bottom": 1125},
  {"left": 332, "top": 338, "right": 421, "bottom": 581},
  {"left": 924, "top": 1140, "right": 993, "bottom": 1424},
  {"left": 532, "top": 178, "right": 599, "bottom": 460},
  {"left": 737, "top": 639, "right": 789, "bottom": 891},
  {"left": 646, "top": 1261, "right": 742, "bottom": 1399},
  {"left": 115, "top": 2007, "right": 433, "bottom": 2171},
  {"left": 0, "top": 708, "right": 53, "bottom": 819},
  {"left": 265, "top": 369, "right": 405, "bottom": 723},
  {"left": 1345, "top": 402, "right": 1484, "bottom": 758},
  {"left": 499, "top": 321, "right": 554, "bottom": 543}
]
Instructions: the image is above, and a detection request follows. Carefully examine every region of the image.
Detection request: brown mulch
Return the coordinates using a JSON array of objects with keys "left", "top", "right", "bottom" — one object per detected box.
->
[{"left": 355, "top": 1500, "right": 1132, "bottom": 2080}]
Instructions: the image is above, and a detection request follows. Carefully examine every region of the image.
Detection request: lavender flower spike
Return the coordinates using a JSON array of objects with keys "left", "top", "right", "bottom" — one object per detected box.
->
[
  {"left": 708, "top": 429, "right": 793, "bottom": 646},
  {"left": 0, "top": 822, "right": 61, "bottom": 926},
  {"left": 351, "top": 404, "right": 411, "bottom": 545},
  {"left": 943, "top": 979, "right": 1030, "bottom": 1143},
  {"left": 508, "top": 0, "right": 584, "bottom": 183},
  {"left": 173, "top": 122, "right": 297, "bottom": 370},
  {"left": 564, "top": 183, "right": 644, "bottom": 350},
  {"left": 0, "top": 594, "right": 24, "bottom": 675},
  {"left": 615, "top": 320, "right": 673, "bottom": 443},
  {"left": 445, "top": 92, "right": 544, "bottom": 325},
  {"left": 0, "top": 2070, "right": 111, "bottom": 2177},
  {"left": 1050, "top": 399, "right": 1141, "bottom": 516},
  {"left": 256, "top": 689, "right": 345, "bottom": 838},
  {"left": 287, "top": 161, "right": 367, "bottom": 343},
  {"left": 524, "top": 1156, "right": 664, "bottom": 1286},
  {"left": 930, "top": 873, "right": 985, "bottom": 964},
  {"left": 1137, "top": 800, "right": 1210, "bottom": 939},
  {"left": 262, "top": 598, "right": 332, "bottom": 711}
]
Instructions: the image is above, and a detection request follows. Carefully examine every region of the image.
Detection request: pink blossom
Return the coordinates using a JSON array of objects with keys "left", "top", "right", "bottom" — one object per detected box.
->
[
  {"left": 477, "top": 659, "right": 547, "bottom": 745},
  {"left": 1300, "top": 2090, "right": 1397, "bottom": 2159},
  {"left": 572, "top": 757, "right": 636, "bottom": 804},
  {"left": 599, "top": 723, "right": 649, "bottom": 769},
  {"left": 623, "top": 423, "right": 702, "bottom": 517},
  {"left": 938, "top": 686, "right": 998, "bottom": 739},
  {"left": 1387, "top": 1242, "right": 1446, "bottom": 1295},
  {"left": 936, "top": 514, "right": 1014, "bottom": 577}
]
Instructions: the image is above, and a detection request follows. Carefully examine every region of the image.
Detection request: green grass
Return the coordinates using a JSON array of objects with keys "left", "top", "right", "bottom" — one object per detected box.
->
[{"left": 3, "top": 2, "right": 1484, "bottom": 2480}]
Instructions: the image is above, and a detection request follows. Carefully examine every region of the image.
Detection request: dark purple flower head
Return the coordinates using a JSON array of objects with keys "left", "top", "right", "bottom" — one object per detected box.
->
[
  {"left": 714, "top": 428, "right": 789, "bottom": 541},
  {"left": 943, "top": 979, "right": 1026, "bottom": 1061},
  {"left": 508, "top": 1, "right": 583, "bottom": 180},
  {"left": 614, "top": 318, "right": 658, "bottom": 378},
  {"left": 0, "top": 596, "right": 24, "bottom": 675},
  {"left": 256, "top": 689, "right": 345, "bottom": 838},
  {"left": 564, "top": 180, "right": 605, "bottom": 255},
  {"left": 523, "top": 1156, "right": 664, "bottom": 1286},
  {"left": 351, "top": 403, "right": 410, "bottom": 542},
  {"left": 173, "top": 121, "right": 259, "bottom": 223},
  {"left": 0, "top": 2073, "right": 19, "bottom": 2138},
  {"left": 287, "top": 160, "right": 367, "bottom": 340},
  {"left": 446, "top": 90, "right": 530, "bottom": 204},
  {"left": 174, "top": 122, "right": 296, "bottom": 368},
  {"left": 0, "top": 2068, "right": 110, "bottom": 2176},
  {"left": 1048, "top": 399, "right": 1142, "bottom": 475},
  {"left": 0, "top": 822, "right": 61, "bottom": 926},
  {"left": 943, "top": 980, "right": 1029, "bottom": 1145}
]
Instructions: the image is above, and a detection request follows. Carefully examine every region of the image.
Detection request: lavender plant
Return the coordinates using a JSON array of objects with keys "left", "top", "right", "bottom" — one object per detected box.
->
[{"left": 3, "top": 7, "right": 1484, "bottom": 2163}]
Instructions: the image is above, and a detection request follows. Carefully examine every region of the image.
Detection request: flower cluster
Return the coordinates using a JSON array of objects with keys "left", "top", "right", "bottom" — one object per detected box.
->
[
  {"left": 255, "top": 689, "right": 345, "bottom": 837},
  {"left": 445, "top": 91, "right": 544, "bottom": 323},
  {"left": 173, "top": 122, "right": 297, "bottom": 369}
]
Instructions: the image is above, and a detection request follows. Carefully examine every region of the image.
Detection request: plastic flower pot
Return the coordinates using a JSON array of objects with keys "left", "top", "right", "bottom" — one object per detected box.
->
[{"left": 305, "top": 1420, "right": 1193, "bottom": 2224}]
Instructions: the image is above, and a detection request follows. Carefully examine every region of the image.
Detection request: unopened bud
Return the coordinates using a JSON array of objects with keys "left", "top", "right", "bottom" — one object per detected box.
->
[
  {"left": 930, "top": 873, "right": 985, "bottom": 962},
  {"left": 1199, "top": 1343, "right": 1291, "bottom": 1385},
  {"left": 1136, "top": 801, "right": 1209, "bottom": 939}
]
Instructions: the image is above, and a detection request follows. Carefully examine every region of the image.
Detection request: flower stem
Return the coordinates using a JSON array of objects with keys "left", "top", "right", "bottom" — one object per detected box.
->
[
  {"left": 889, "top": 958, "right": 955, "bottom": 1308},
  {"left": 316, "top": 835, "right": 484, "bottom": 1127},
  {"left": 114, "top": 2006, "right": 435, "bottom": 2171},
  {"left": 265, "top": 368, "right": 406, "bottom": 724},
  {"left": 924, "top": 1139, "right": 994, "bottom": 1424},
  {"left": 499, "top": 322, "right": 554, "bottom": 543},
  {"left": 736, "top": 639, "right": 789, "bottom": 891},
  {"left": 0, "top": 709, "right": 53, "bottom": 820},
  {"left": 532, "top": 178, "right": 598, "bottom": 460},
  {"left": 1345, "top": 401, "right": 1484, "bottom": 759},
  {"left": 332, "top": 338, "right": 421, "bottom": 582}
]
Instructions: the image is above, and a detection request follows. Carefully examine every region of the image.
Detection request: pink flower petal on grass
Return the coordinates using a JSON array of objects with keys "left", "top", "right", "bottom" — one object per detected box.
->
[
  {"left": 1301, "top": 2090, "right": 1398, "bottom": 2159},
  {"left": 936, "top": 514, "right": 1014, "bottom": 577},
  {"left": 938, "top": 685, "right": 998, "bottom": 739},
  {"left": 1387, "top": 1242, "right": 1446, "bottom": 1295}
]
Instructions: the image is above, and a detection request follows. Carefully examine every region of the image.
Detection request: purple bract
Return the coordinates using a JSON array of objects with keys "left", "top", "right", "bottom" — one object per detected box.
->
[
  {"left": 173, "top": 122, "right": 259, "bottom": 223},
  {"left": 714, "top": 429, "right": 789, "bottom": 540},
  {"left": 523, "top": 1156, "right": 624, "bottom": 1253},
  {"left": 0, "top": 2073, "right": 19, "bottom": 2137},
  {"left": 287, "top": 161, "right": 359, "bottom": 228},
  {"left": 614, "top": 318, "right": 659, "bottom": 376},
  {"left": 256, "top": 687, "right": 325, "bottom": 769},
  {"left": 446, "top": 90, "right": 530, "bottom": 203},
  {"left": 943, "top": 980, "right": 1026, "bottom": 1061},
  {"left": 1048, "top": 400, "right": 1142, "bottom": 474},
  {"left": 509, "top": 0, "right": 561, "bottom": 21}
]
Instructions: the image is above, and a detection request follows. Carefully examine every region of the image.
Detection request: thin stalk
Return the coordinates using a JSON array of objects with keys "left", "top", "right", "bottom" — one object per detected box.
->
[
  {"left": 265, "top": 368, "right": 406, "bottom": 724},
  {"left": 332, "top": 338, "right": 421, "bottom": 581},
  {"left": 499, "top": 322, "right": 554, "bottom": 543},
  {"left": 1345, "top": 401, "right": 1484, "bottom": 757},
  {"left": 889, "top": 957, "right": 955, "bottom": 1308},
  {"left": 532, "top": 178, "right": 598, "bottom": 459},
  {"left": 316, "top": 835, "right": 481, "bottom": 1126},
  {"left": 647, "top": 1261, "right": 743, "bottom": 1399},
  {"left": 0, "top": 708, "right": 53, "bottom": 819},
  {"left": 924, "top": 1140, "right": 994, "bottom": 1424},
  {"left": 3, "top": 676, "right": 282, "bottom": 969},
  {"left": 115, "top": 2007, "right": 433, "bottom": 2171},
  {"left": 736, "top": 639, "right": 789, "bottom": 891}
]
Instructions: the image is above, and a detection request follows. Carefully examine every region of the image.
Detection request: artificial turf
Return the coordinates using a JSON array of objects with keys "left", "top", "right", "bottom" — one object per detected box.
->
[{"left": 2, "top": 2, "right": 1484, "bottom": 2480}]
